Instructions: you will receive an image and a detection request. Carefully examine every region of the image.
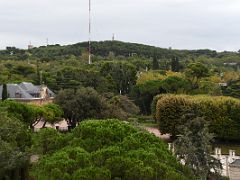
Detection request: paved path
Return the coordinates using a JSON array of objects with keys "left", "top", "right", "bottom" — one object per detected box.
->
[{"left": 145, "top": 127, "right": 171, "bottom": 141}]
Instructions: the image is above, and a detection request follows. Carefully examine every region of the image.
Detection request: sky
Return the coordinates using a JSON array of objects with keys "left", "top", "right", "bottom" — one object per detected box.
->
[{"left": 1, "top": 0, "right": 240, "bottom": 51}]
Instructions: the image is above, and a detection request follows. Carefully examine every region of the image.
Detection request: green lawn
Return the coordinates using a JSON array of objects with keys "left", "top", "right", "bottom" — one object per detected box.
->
[{"left": 213, "top": 143, "right": 240, "bottom": 156}]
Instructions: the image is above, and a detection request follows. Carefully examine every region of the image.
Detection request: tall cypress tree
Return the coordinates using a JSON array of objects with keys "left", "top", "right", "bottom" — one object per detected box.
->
[
  {"left": 2, "top": 84, "right": 8, "bottom": 101},
  {"left": 171, "top": 57, "right": 180, "bottom": 72},
  {"left": 152, "top": 51, "right": 159, "bottom": 70}
]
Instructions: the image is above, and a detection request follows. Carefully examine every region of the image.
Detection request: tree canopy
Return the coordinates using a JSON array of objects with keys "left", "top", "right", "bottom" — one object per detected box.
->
[{"left": 31, "top": 120, "right": 193, "bottom": 180}]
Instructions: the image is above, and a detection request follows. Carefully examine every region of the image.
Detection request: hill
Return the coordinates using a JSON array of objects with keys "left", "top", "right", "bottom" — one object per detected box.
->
[{"left": 0, "top": 40, "right": 221, "bottom": 61}]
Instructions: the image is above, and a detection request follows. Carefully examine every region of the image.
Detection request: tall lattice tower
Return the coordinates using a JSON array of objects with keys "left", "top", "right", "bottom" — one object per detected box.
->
[{"left": 88, "top": 0, "right": 92, "bottom": 64}]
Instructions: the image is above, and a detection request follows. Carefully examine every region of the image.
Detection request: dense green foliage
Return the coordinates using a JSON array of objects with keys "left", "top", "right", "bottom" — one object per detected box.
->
[
  {"left": 185, "top": 62, "right": 210, "bottom": 89},
  {"left": 1, "top": 41, "right": 240, "bottom": 105},
  {"left": 155, "top": 94, "right": 240, "bottom": 140},
  {"left": 55, "top": 87, "right": 109, "bottom": 127},
  {"left": 130, "top": 80, "right": 164, "bottom": 114},
  {"left": 1, "top": 40, "right": 239, "bottom": 179},
  {"left": 0, "top": 111, "right": 31, "bottom": 179},
  {"left": 31, "top": 120, "right": 192, "bottom": 180},
  {"left": 55, "top": 87, "right": 139, "bottom": 127},
  {"left": 131, "top": 75, "right": 190, "bottom": 114},
  {"left": 0, "top": 100, "right": 63, "bottom": 128},
  {"left": 100, "top": 61, "right": 137, "bottom": 94},
  {"left": 174, "top": 116, "right": 221, "bottom": 179},
  {"left": 222, "top": 79, "right": 240, "bottom": 98},
  {"left": 0, "top": 41, "right": 220, "bottom": 61}
]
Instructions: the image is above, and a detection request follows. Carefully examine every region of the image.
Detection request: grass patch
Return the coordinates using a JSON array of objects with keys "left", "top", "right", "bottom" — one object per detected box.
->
[{"left": 213, "top": 143, "right": 240, "bottom": 156}]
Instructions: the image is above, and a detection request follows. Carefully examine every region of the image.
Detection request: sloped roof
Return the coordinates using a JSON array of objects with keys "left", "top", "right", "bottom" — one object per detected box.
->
[
  {"left": 19, "top": 82, "right": 39, "bottom": 92},
  {"left": 0, "top": 84, "right": 33, "bottom": 99},
  {"left": 230, "top": 159, "right": 240, "bottom": 167},
  {"left": 0, "top": 82, "right": 55, "bottom": 99},
  {"left": 35, "top": 85, "right": 55, "bottom": 97}
]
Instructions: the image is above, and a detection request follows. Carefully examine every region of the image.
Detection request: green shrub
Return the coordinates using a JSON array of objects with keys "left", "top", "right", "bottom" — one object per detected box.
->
[{"left": 155, "top": 94, "right": 240, "bottom": 140}]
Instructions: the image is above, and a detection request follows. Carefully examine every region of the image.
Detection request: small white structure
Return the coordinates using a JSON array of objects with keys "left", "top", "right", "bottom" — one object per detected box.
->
[
  {"left": 219, "top": 83, "right": 228, "bottom": 87},
  {"left": 212, "top": 148, "right": 240, "bottom": 179},
  {"left": 33, "top": 119, "right": 69, "bottom": 132},
  {"left": 167, "top": 144, "right": 240, "bottom": 179},
  {"left": 229, "top": 159, "right": 240, "bottom": 180}
]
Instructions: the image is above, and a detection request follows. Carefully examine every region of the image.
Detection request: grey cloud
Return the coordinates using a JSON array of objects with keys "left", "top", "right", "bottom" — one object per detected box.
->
[{"left": 1, "top": 0, "right": 240, "bottom": 51}]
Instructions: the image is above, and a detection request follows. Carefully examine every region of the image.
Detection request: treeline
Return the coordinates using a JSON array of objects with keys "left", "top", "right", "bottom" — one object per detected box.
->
[
  {"left": 0, "top": 40, "right": 223, "bottom": 61},
  {"left": 0, "top": 44, "right": 83, "bottom": 61},
  {"left": 153, "top": 94, "right": 240, "bottom": 141}
]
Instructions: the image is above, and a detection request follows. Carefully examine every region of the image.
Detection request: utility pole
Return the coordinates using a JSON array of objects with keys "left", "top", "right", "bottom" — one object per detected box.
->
[{"left": 88, "top": 0, "right": 92, "bottom": 64}]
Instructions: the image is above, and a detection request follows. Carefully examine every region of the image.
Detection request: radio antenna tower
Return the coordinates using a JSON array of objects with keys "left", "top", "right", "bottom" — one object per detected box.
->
[{"left": 88, "top": 0, "right": 92, "bottom": 64}]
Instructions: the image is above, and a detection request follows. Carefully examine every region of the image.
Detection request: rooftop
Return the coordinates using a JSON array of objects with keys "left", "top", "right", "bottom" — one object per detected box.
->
[
  {"left": 0, "top": 82, "right": 55, "bottom": 100},
  {"left": 230, "top": 159, "right": 240, "bottom": 167}
]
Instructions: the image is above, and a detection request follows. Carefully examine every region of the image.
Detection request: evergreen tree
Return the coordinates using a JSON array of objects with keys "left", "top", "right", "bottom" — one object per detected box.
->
[
  {"left": 174, "top": 115, "right": 222, "bottom": 179},
  {"left": 2, "top": 84, "right": 8, "bottom": 101},
  {"left": 171, "top": 57, "right": 180, "bottom": 72},
  {"left": 152, "top": 52, "right": 159, "bottom": 70}
]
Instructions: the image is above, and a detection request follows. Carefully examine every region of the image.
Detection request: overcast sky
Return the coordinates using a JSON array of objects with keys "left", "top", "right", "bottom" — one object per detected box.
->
[{"left": 1, "top": 0, "right": 240, "bottom": 51}]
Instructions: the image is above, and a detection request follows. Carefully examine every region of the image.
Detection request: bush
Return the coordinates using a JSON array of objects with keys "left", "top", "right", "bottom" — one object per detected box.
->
[{"left": 155, "top": 94, "right": 240, "bottom": 140}]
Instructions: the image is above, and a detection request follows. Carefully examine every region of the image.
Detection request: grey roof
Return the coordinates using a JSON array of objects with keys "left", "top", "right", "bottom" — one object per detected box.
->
[
  {"left": 0, "top": 82, "right": 55, "bottom": 100},
  {"left": 0, "top": 84, "right": 33, "bottom": 99},
  {"left": 34, "top": 85, "right": 55, "bottom": 97},
  {"left": 230, "top": 159, "right": 240, "bottom": 167},
  {"left": 19, "top": 82, "right": 39, "bottom": 92},
  {"left": 47, "top": 88, "right": 55, "bottom": 97}
]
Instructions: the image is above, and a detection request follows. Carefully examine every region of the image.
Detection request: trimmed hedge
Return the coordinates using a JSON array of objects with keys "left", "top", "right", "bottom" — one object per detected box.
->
[{"left": 155, "top": 94, "right": 240, "bottom": 140}]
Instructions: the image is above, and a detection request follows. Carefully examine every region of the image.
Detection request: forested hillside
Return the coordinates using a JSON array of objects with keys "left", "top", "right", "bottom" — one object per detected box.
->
[
  {"left": 0, "top": 40, "right": 234, "bottom": 60},
  {"left": 1, "top": 40, "right": 240, "bottom": 108},
  {"left": 1, "top": 40, "right": 238, "bottom": 179}
]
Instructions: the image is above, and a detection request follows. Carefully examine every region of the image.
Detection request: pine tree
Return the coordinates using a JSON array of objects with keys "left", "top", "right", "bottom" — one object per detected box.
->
[{"left": 2, "top": 84, "right": 8, "bottom": 101}]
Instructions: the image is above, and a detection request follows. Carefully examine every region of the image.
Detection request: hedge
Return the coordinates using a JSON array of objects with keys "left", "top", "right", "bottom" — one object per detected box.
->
[{"left": 155, "top": 94, "right": 240, "bottom": 140}]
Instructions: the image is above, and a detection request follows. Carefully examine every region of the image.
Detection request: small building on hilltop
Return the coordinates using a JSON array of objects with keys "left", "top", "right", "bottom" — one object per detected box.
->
[{"left": 0, "top": 82, "right": 55, "bottom": 105}]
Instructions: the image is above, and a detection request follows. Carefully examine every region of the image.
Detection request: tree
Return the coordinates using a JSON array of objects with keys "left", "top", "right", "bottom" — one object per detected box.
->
[
  {"left": 174, "top": 116, "right": 222, "bottom": 179},
  {"left": 55, "top": 87, "right": 109, "bottom": 127},
  {"left": 100, "top": 62, "right": 137, "bottom": 94},
  {"left": 197, "top": 80, "right": 222, "bottom": 96},
  {"left": 39, "top": 103, "right": 63, "bottom": 128},
  {"left": 171, "top": 57, "right": 181, "bottom": 72},
  {"left": 0, "top": 111, "right": 31, "bottom": 179},
  {"left": 222, "top": 79, "right": 240, "bottom": 98},
  {"left": 54, "top": 67, "right": 114, "bottom": 93},
  {"left": 160, "top": 76, "right": 190, "bottom": 94},
  {"left": 136, "top": 71, "right": 165, "bottom": 85},
  {"left": 32, "top": 128, "right": 62, "bottom": 155},
  {"left": 152, "top": 52, "right": 159, "bottom": 70},
  {"left": 2, "top": 84, "right": 8, "bottom": 101},
  {"left": 185, "top": 63, "right": 209, "bottom": 89},
  {"left": 31, "top": 120, "right": 193, "bottom": 179},
  {"left": 130, "top": 80, "right": 164, "bottom": 114},
  {"left": 1, "top": 100, "right": 40, "bottom": 129},
  {"left": 106, "top": 95, "right": 139, "bottom": 120}
]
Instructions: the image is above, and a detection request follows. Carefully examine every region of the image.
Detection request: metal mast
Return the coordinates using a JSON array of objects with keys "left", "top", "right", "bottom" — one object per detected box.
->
[{"left": 88, "top": 0, "right": 92, "bottom": 64}]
